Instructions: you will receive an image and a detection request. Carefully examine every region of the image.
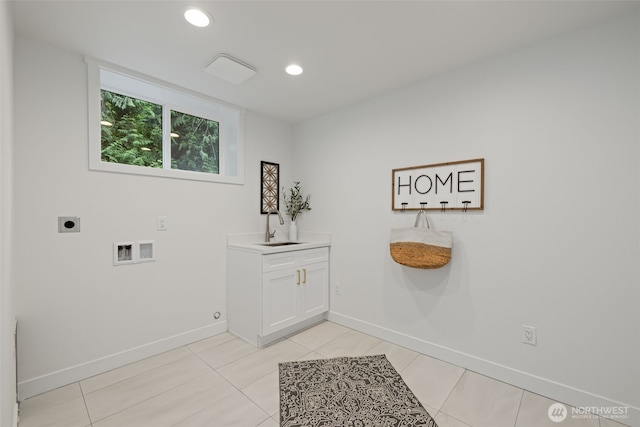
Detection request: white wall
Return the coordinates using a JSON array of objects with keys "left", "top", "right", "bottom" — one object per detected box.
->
[
  {"left": 295, "top": 12, "right": 639, "bottom": 425},
  {"left": 0, "top": 1, "right": 16, "bottom": 424},
  {"left": 13, "top": 36, "right": 294, "bottom": 399}
]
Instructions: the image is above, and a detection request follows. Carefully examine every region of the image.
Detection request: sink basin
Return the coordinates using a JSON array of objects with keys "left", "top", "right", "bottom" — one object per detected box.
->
[{"left": 257, "top": 241, "right": 302, "bottom": 247}]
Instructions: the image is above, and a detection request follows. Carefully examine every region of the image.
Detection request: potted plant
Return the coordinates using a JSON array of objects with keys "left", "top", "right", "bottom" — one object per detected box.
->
[{"left": 282, "top": 181, "right": 311, "bottom": 241}]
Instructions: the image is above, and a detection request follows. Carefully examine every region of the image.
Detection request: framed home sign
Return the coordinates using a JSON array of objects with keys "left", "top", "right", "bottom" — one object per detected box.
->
[{"left": 392, "top": 158, "right": 484, "bottom": 211}]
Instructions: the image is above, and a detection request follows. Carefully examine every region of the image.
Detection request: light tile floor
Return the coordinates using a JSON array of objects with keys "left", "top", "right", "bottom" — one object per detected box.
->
[{"left": 18, "top": 321, "right": 629, "bottom": 427}]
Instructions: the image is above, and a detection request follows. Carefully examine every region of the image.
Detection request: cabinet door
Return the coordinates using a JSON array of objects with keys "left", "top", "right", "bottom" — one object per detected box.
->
[
  {"left": 262, "top": 269, "right": 298, "bottom": 336},
  {"left": 298, "top": 262, "right": 329, "bottom": 320}
]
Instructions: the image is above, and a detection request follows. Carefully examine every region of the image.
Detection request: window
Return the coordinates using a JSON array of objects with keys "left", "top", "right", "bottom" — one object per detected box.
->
[
  {"left": 170, "top": 109, "right": 219, "bottom": 174},
  {"left": 100, "top": 90, "right": 163, "bottom": 168},
  {"left": 87, "top": 59, "right": 244, "bottom": 184}
]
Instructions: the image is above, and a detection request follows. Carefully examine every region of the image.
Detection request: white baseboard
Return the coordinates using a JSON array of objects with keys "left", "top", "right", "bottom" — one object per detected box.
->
[
  {"left": 328, "top": 311, "right": 638, "bottom": 427},
  {"left": 17, "top": 321, "right": 227, "bottom": 401}
]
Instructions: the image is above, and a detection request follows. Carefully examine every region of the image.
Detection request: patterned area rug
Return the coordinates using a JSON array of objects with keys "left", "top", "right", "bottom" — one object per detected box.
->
[{"left": 279, "top": 354, "right": 438, "bottom": 427}]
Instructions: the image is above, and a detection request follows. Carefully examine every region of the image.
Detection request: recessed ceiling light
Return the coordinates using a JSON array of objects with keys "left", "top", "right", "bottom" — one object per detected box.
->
[
  {"left": 184, "top": 7, "right": 211, "bottom": 28},
  {"left": 285, "top": 64, "right": 303, "bottom": 76}
]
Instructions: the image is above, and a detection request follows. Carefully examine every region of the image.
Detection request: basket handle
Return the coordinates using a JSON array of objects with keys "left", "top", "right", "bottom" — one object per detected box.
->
[{"left": 414, "top": 210, "right": 431, "bottom": 229}]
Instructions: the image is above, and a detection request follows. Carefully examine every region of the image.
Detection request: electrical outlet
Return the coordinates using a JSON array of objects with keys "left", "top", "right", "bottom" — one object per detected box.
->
[
  {"left": 522, "top": 325, "right": 537, "bottom": 346},
  {"left": 334, "top": 283, "right": 341, "bottom": 296},
  {"left": 157, "top": 216, "right": 167, "bottom": 231}
]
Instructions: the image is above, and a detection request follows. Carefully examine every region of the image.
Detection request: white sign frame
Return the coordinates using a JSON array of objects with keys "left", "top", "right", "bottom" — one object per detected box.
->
[{"left": 392, "top": 158, "right": 484, "bottom": 211}]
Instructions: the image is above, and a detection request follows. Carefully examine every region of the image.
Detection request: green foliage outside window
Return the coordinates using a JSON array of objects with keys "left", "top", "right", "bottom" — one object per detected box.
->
[
  {"left": 171, "top": 110, "right": 219, "bottom": 174},
  {"left": 100, "top": 90, "right": 220, "bottom": 174},
  {"left": 100, "top": 90, "right": 163, "bottom": 168}
]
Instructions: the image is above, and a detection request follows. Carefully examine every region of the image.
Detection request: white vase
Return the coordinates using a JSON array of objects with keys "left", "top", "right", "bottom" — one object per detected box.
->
[{"left": 289, "top": 220, "right": 297, "bottom": 241}]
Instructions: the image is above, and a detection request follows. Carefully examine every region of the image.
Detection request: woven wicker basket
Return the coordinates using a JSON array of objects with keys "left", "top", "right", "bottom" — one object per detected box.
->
[{"left": 390, "top": 211, "right": 452, "bottom": 269}]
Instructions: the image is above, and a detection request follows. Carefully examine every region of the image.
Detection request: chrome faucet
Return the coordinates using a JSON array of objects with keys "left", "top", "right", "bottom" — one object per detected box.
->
[{"left": 265, "top": 208, "right": 285, "bottom": 242}]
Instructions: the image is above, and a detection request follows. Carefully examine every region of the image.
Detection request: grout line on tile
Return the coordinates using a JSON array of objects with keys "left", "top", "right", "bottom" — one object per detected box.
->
[
  {"left": 88, "top": 367, "right": 212, "bottom": 425},
  {"left": 513, "top": 389, "right": 526, "bottom": 427},
  {"left": 397, "top": 352, "right": 420, "bottom": 374},
  {"left": 86, "top": 355, "right": 214, "bottom": 424},
  {"left": 437, "top": 410, "right": 472, "bottom": 427},
  {"left": 80, "top": 347, "right": 195, "bottom": 396},
  {"left": 439, "top": 368, "right": 468, "bottom": 412},
  {"left": 78, "top": 383, "right": 93, "bottom": 426}
]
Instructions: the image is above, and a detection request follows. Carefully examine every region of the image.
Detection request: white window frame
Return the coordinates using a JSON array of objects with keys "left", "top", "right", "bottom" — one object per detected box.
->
[{"left": 87, "top": 58, "right": 245, "bottom": 184}]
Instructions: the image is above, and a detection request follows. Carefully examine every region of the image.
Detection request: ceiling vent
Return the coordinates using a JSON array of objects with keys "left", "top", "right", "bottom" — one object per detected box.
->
[{"left": 205, "top": 54, "right": 256, "bottom": 85}]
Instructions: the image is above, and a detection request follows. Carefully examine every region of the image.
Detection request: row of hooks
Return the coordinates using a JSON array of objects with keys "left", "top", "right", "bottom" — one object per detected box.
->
[{"left": 400, "top": 201, "right": 473, "bottom": 213}]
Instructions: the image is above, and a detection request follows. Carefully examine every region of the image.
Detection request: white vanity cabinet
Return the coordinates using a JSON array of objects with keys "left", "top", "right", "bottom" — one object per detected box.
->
[{"left": 227, "top": 246, "right": 329, "bottom": 346}]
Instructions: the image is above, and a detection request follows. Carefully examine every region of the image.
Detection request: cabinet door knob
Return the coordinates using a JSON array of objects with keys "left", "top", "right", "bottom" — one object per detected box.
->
[
  {"left": 297, "top": 270, "right": 301, "bottom": 285},
  {"left": 303, "top": 268, "right": 307, "bottom": 284}
]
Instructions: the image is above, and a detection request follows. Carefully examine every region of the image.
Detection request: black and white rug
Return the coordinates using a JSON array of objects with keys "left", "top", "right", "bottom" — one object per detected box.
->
[{"left": 279, "top": 354, "right": 438, "bottom": 427}]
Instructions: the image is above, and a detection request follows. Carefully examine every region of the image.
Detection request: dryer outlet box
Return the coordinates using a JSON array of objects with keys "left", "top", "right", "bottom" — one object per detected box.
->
[{"left": 58, "top": 216, "right": 80, "bottom": 233}]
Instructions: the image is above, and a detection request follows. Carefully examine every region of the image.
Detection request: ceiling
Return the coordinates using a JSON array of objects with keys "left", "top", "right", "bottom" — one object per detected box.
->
[{"left": 11, "top": 1, "right": 637, "bottom": 124}]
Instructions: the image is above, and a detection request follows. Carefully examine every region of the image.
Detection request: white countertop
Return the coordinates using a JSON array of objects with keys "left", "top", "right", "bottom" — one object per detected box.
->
[{"left": 227, "top": 231, "right": 331, "bottom": 254}]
